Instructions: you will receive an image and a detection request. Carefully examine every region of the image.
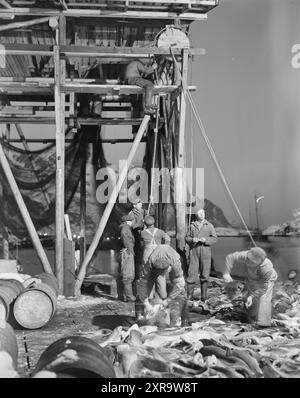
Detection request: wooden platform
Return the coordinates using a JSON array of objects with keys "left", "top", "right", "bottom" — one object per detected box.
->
[{"left": 0, "top": 0, "right": 218, "bottom": 20}]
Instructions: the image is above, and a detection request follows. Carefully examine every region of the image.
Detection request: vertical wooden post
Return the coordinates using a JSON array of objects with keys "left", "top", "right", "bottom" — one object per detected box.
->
[
  {"left": 2, "top": 125, "right": 9, "bottom": 259},
  {"left": 80, "top": 142, "right": 86, "bottom": 265},
  {"left": 174, "top": 48, "right": 188, "bottom": 252},
  {"left": 54, "top": 16, "right": 66, "bottom": 293}
]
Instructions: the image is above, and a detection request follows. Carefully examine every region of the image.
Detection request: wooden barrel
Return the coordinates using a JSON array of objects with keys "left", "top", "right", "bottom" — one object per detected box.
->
[
  {"left": 0, "top": 279, "right": 24, "bottom": 321},
  {"left": 0, "top": 319, "right": 18, "bottom": 370},
  {"left": 34, "top": 336, "right": 116, "bottom": 378},
  {"left": 13, "top": 273, "right": 58, "bottom": 329}
]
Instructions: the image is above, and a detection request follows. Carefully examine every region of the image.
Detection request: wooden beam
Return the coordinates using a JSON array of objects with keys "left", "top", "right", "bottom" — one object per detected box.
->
[
  {"left": 0, "top": 16, "right": 50, "bottom": 32},
  {"left": 63, "top": 84, "right": 184, "bottom": 94},
  {"left": 175, "top": 48, "right": 188, "bottom": 252},
  {"left": 0, "top": 8, "right": 209, "bottom": 20},
  {"left": 6, "top": 138, "right": 148, "bottom": 144},
  {"left": 0, "top": 141, "right": 53, "bottom": 273},
  {"left": 74, "top": 114, "right": 150, "bottom": 297},
  {"left": 3, "top": 44, "right": 205, "bottom": 57},
  {"left": 79, "top": 144, "right": 86, "bottom": 266},
  {"left": 0, "top": 116, "right": 163, "bottom": 126},
  {"left": 0, "top": 0, "right": 12, "bottom": 9},
  {"left": 54, "top": 15, "right": 66, "bottom": 294}
]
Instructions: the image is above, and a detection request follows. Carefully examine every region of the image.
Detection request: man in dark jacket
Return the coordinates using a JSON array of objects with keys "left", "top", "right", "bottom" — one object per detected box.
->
[
  {"left": 125, "top": 58, "right": 158, "bottom": 114},
  {"left": 119, "top": 214, "right": 136, "bottom": 302},
  {"left": 185, "top": 208, "right": 218, "bottom": 302},
  {"left": 127, "top": 198, "right": 147, "bottom": 276}
]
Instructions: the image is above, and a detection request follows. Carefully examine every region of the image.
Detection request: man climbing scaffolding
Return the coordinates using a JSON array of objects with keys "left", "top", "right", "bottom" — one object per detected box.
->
[{"left": 125, "top": 58, "right": 158, "bottom": 115}]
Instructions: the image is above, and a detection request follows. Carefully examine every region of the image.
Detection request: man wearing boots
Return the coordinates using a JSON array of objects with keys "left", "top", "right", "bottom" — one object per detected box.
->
[
  {"left": 119, "top": 214, "right": 136, "bottom": 302},
  {"left": 185, "top": 209, "right": 218, "bottom": 302},
  {"left": 125, "top": 58, "right": 158, "bottom": 115}
]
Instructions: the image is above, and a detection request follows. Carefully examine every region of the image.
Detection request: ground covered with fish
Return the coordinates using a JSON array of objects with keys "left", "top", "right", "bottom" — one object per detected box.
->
[
  {"left": 93, "top": 278, "right": 300, "bottom": 378},
  {"left": 15, "top": 277, "right": 300, "bottom": 378}
]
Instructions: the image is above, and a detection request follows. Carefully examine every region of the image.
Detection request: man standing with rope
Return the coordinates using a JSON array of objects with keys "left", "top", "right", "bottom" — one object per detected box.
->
[{"left": 185, "top": 208, "right": 218, "bottom": 302}]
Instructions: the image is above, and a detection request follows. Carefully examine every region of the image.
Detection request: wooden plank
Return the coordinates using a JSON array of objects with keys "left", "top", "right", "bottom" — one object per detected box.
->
[
  {"left": 6, "top": 138, "right": 148, "bottom": 143},
  {"left": 63, "top": 84, "right": 180, "bottom": 94},
  {"left": 175, "top": 48, "right": 188, "bottom": 252},
  {"left": 2, "top": 44, "right": 205, "bottom": 57},
  {"left": 74, "top": 114, "right": 151, "bottom": 297},
  {"left": 0, "top": 141, "right": 53, "bottom": 274},
  {"left": 54, "top": 15, "right": 66, "bottom": 294},
  {"left": 0, "top": 8, "right": 210, "bottom": 20},
  {"left": 63, "top": 238, "right": 76, "bottom": 297},
  {"left": 0, "top": 16, "right": 50, "bottom": 32},
  {"left": 64, "top": 214, "right": 72, "bottom": 241},
  {"left": 80, "top": 145, "right": 86, "bottom": 266},
  {"left": 0, "top": 0, "right": 12, "bottom": 9},
  {"left": 0, "top": 116, "right": 163, "bottom": 125}
]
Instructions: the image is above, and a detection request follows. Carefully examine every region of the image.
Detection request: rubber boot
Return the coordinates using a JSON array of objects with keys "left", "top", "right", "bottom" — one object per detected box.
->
[
  {"left": 144, "top": 86, "right": 157, "bottom": 112},
  {"left": 187, "top": 283, "right": 195, "bottom": 300},
  {"left": 200, "top": 281, "right": 208, "bottom": 302},
  {"left": 123, "top": 281, "right": 136, "bottom": 302}
]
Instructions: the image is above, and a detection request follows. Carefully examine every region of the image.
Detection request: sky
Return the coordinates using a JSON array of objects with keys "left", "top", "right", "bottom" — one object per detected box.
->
[
  {"left": 5, "top": 0, "right": 300, "bottom": 229},
  {"left": 185, "top": 0, "right": 300, "bottom": 228}
]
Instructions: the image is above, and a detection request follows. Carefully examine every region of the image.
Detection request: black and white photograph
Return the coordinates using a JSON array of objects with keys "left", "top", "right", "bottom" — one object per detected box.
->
[{"left": 0, "top": 0, "right": 300, "bottom": 383}]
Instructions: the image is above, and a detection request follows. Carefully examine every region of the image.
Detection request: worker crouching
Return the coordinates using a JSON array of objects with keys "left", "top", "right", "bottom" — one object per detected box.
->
[
  {"left": 119, "top": 214, "right": 136, "bottom": 302},
  {"left": 135, "top": 244, "right": 188, "bottom": 327},
  {"left": 222, "top": 247, "right": 278, "bottom": 327}
]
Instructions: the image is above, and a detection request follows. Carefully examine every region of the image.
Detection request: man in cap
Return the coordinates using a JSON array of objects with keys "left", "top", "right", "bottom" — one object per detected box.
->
[
  {"left": 119, "top": 214, "right": 136, "bottom": 302},
  {"left": 136, "top": 245, "right": 187, "bottom": 326},
  {"left": 222, "top": 247, "right": 278, "bottom": 327},
  {"left": 124, "top": 58, "right": 158, "bottom": 115},
  {"left": 185, "top": 208, "right": 218, "bottom": 302}
]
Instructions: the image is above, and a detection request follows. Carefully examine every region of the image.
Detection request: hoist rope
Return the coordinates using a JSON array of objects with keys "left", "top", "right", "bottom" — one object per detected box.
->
[{"left": 169, "top": 48, "right": 256, "bottom": 247}]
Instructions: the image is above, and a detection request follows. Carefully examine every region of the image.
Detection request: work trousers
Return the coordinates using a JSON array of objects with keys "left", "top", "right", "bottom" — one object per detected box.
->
[
  {"left": 247, "top": 275, "right": 277, "bottom": 327},
  {"left": 187, "top": 245, "right": 211, "bottom": 285},
  {"left": 120, "top": 249, "right": 135, "bottom": 283},
  {"left": 127, "top": 77, "right": 154, "bottom": 108}
]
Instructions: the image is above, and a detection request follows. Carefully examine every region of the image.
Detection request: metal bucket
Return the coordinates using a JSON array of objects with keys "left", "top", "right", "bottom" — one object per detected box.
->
[
  {"left": 34, "top": 336, "right": 116, "bottom": 378},
  {"left": 0, "top": 279, "right": 24, "bottom": 321},
  {"left": 0, "top": 319, "right": 18, "bottom": 370},
  {"left": 13, "top": 273, "right": 58, "bottom": 329}
]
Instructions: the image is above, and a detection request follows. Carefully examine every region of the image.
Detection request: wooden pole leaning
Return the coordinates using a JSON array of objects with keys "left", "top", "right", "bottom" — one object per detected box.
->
[
  {"left": 74, "top": 114, "right": 150, "bottom": 297},
  {"left": 0, "top": 141, "right": 53, "bottom": 274}
]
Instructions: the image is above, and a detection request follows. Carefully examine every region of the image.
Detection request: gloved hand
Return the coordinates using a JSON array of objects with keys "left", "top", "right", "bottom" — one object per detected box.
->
[
  {"left": 245, "top": 295, "right": 253, "bottom": 308},
  {"left": 222, "top": 273, "right": 233, "bottom": 283},
  {"left": 199, "top": 237, "right": 206, "bottom": 243},
  {"left": 193, "top": 237, "right": 200, "bottom": 243},
  {"left": 152, "top": 62, "right": 158, "bottom": 70}
]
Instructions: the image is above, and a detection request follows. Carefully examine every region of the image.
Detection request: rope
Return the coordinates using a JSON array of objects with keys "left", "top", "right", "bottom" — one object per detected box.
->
[
  {"left": 170, "top": 48, "right": 256, "bottom": 247},
  {"left": 147, "top": 65, "right": 160, "bottom": 216},
  {"left": 188, "top": 59, "right": 194, "bottom": 231},
  {"left": 147, "top": 61, "right": 160, "bottom": 216}
]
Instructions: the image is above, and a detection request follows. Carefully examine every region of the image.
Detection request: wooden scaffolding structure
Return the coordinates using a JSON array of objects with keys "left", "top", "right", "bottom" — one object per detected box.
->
[{"left": 0, "top": 0, "right": 219, "bottom": 295}]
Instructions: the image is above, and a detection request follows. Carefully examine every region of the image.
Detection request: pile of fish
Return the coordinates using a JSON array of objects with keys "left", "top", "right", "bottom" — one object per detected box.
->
[
  {"left": 94, "top": 317, "right": 300, "bottom": 378},
  {"left": 91, "top": 278, "right": 300, "bottom": 378}
]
